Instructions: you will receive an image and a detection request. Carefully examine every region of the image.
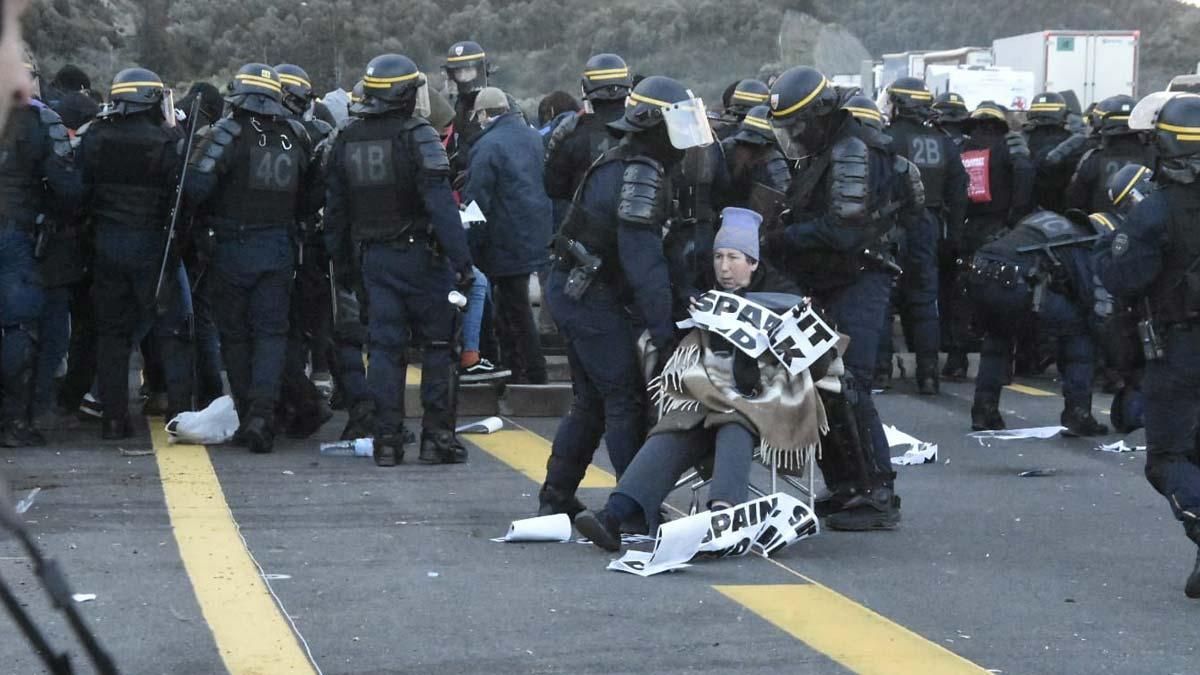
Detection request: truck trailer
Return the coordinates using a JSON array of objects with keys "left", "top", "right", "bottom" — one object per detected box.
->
[{"left": 991, "top": 30, "right": 1138, "bottom": 108}]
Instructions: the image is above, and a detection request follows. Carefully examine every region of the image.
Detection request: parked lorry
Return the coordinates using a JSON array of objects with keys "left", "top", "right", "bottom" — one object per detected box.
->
[
  {"left": 926, "top": 65, "right": 1036, "bottom": 111},
  {"left": 991, "top": 30, "right": 1139, "bottom": 108}
]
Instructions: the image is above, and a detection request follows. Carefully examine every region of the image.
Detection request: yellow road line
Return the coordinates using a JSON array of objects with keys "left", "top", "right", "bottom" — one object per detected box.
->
[
  {"left": 466, "top": 426, "right": 616, "bottom": 488},
  {"left": 1004, "top": 383, "right": 1056, "bottom": 397},
  {"left": 407, "top": 365, "right": 422, "bottom": 385},
  {"left": 151, "top": 422, "right": 316, "bottom": 674},
  {"left": 714, "top": 585, "right": 989, "bottom": 675}
]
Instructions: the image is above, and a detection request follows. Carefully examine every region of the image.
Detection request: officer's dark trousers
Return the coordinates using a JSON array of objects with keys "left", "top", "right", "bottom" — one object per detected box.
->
[
  {"left": 969, "top": 277, "right": 1093, "bottom": 403},
  {"left": 279, "top": 240, "right": 332, "bottom": 430},
  {"left": 190, "top": 271, "right": 225, "bottom": 409},
  {"left": 93, "top": 228, "right": 194, "bottom": 421},
  {"left": 544, "top": 268, "right": 645, "bottom": 493},
  {"left": 814, "top": 271, "right": 893, "bottom": 487},
  {"left": 332, "top": 280, "right": 369, "bottom": 408},
  {"left": 32, "top": 285, "right": 70, "bottom": 418},
  {"left": 879, "top": 210, "right": 940, "bottom": 373},
  {"left": 210, "top": 228, "right": 292, "bottom": 422},
  {"left": 0, "top": 226, "right": 43, "bottom": 424},
  {"left": 57, "top": 278, "right": 95, "bottom": 412},
  {"left": 1143, "top": 325, "right": 1200, "bottom": 540},
  {"left": 361, "top": 242, "right": 456, "bottom": 440},
  {"left": 492, "top": 273, "right": 547, "bottom": 383}
]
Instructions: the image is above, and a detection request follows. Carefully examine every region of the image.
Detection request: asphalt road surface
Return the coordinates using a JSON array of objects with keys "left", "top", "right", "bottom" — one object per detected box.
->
[{"left": 1, "top": 369, "right": 1195, "bottom": 675}]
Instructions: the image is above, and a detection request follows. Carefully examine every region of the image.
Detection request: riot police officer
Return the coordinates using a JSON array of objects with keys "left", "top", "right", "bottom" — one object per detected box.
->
[
  {"left": 538, "top": 76, "right": 712, "bottom": 518},
  {"left": 443, "top": 40, "right": 489, "bottom": 179},
  {"left": 0, "top": 54, "right": 80, "bottom": 446},
  {"left": 1025, "top": 92, "right": 1082, "bottom": 213},
  {"left": 324, "top": 54, "right": 474, "bottom": 467},
  {"left": 78, "top": 68, "right": 194, "bottom": 439},
  {"left": 713, "top": 79, "right": 770, "bottom": 140},
  {"left": 932, "top": 92, "right": 969, "bottom": 145},
  {"left": 667, "top": 121, "right": 731, "bottom": 311},
  {"left": 1096, "top": 93, "right": 1200, "bottom": 597},
  {"left": 881, "top": 78, "right": 969, "bottom": 394},
  {"left": 766, "top": 67, "right": 923, "bottom": 530},
  {"left": 717, "top": 105, "right": 791, "bottom": 226},
  {"left": 1066, "top": 95, "right": 1154, "bottom": 213},
  {"left": 184, "top": 63, "right": 323, "bottom": 454},
  {"left": 544, "top": 53, "right": 632, "bottom": 217},
  {"left": 942, "top": 101, "right": 1035, "bottom": 379},
  {"left": 966, "top": 209, "right": 1106, "bottom": 434}
]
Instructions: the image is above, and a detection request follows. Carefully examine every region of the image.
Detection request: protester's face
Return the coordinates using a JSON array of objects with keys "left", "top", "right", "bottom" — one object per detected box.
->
[
  {"left": 714, "top": 248, "right": 757, "bottom": 291},
  {"left": 0, "top": 0, "right": 31, "bottom": 132}
]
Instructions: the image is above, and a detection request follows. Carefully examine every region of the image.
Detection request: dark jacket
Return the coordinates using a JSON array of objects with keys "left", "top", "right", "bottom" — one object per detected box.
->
[{"left": 463, "top": 111, "right": 554, "bottom": 278}]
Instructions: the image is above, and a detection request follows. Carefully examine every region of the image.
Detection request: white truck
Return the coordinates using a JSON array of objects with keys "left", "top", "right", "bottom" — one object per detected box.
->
[
  {"left": 991, "top": 30, "right": 1139, "bottom": 108},
  {"left": 925, "top": 65, "right": 1036, "bottom": 112}
]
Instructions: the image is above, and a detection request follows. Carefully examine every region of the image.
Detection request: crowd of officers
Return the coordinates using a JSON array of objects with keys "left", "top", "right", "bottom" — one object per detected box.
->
[{"left": 7, "top": 37, "right": 1200, "bottom": 594}]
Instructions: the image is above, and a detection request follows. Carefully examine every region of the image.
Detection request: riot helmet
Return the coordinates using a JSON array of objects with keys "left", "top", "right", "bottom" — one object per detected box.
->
[
  {"left": 730, "top": 105, "right": 775, "bottom": 145},
  {"left": 932, "top": 91, "right": 968, "bottom": 124},
  {"left": 1026, "top": 91, "right": 1069, "bottom": 127},
  {"left": 1138, "top": 94, "right": 1200, "bottom": 183},
  {"left": 887, "top": 77, "right": 933, "bottom": 120},
  {"left": 107, "top": 67, "right": 164, "bottom": 117},
  {"left": 726, "top": 79, "right": 770, "bottom": 118},
  {"left": 581, "top": 53, "right": 631, "bottom": 102},
  {"left": 1095, "top": 94, "right": 1137, "bottom": 137},
  {"left": 443, "top": 40, "right": 487, "bottom": 94},
  {"left": 965, "top": 100, "right": 1010, "bottom": 133},
  {"left": 359, "top": 54, "right": 429, "bottom": 118},
  {"left": 768, "top": 66, "right": 841, "bottom": 159},
  {"left": 275, "top": 64, "right": 315, "bottom": 116},
  {"left": 846, "top": 94, "right": 884, "bottom": 131},
  {"left": 226, "top": 63, "right": 286, "bottom": 117},
  {"left": 607, "top": 75, "right": 713, "bottom": 150}
]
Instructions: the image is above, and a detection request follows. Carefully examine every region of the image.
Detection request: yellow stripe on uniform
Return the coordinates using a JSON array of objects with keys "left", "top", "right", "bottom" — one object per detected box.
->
[
  {"left": 364, "top": 72, "right": 420, "bottom": 86},
  {"left": 714, "top": 585, "right": 989, "bottom": 675},
  {"left": 1090, "top": 213, "right": 1116, "bottom": 230},
  {"left": 468, "top": 427, "right": 616, "bottom": 488},
  {"left": 151, "top": 423, "right": 316, "bottom": 674},
  {"left": 845, "top": 106, "right": 883, "bottom": 120},
  {"left": 971, "top": 108, "right": 1007, "bottom": 121},
  {"left": 890, "top": 87, "right": 933, "bottom": 100},
  {"left": 1112, "top": 165, "right": 1151, "bottom": 206},
  {"left": 1005, "top": 383, "right": 1057, "bottom": 397}
]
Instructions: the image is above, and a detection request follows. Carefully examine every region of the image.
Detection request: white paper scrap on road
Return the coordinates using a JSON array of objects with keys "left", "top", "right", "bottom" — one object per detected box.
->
[
  {"left": 460, "top": 201, "right": 486, "bottom": 225},
  {"left": 72, "top": 593, "right": 96, "bottom": 603},
  {"left": 456, "top": 416, "right": 503, "bottom": 434},
  {"left": 698, "top": 492, "right": 818, "bottom": 558},
  {"left": 1097, "top": 440, "right": 1144, "bottom": 453},
  {"left": 492, "top": 514, "right": 572, "bottom": 543},
  {"left": 15, "top": 487, "right": 41, "bottom": 514},
  {"left": 607, "top": 511, "right": 710, "bottom": 576},
  {"left": 968, "top": 426, "right": 1066, "bottom": 444},
  {"left": 886, "top": 425, "right": 938, "bottom": 466}
]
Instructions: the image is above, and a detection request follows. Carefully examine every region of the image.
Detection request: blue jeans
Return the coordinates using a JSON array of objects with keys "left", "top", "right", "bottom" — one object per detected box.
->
[
  {"left": 0, "top": 227, "right": 44, "bottom": 423},
  {"left": 1143, "top": 326, "right": 1200, "bottom": 538},
  {"left": 543, "top": 268, "right": 646, "bottom": 492},
  {"left": 463, "top": 266, "right": 489, "bottom": 353}
]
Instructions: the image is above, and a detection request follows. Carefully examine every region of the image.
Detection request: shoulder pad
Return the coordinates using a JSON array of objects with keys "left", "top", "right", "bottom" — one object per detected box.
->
[
  {"left": 545, "top": 112, "right": 580, "bottom": 156},
  {"left": 310, "top": 118, "right": 334, "bottom": 140},
  {"left": 38, "top": 106, "right": 72, "bottom": 158},
  {"left": 618, "top": 156, "right": 666, "bottom": 227},
  {"left": 896, "top": 156, "right": 925, "bottom": 210},
  {"left": 830, "top": 136, "right": 870, "bottom": 222},
  {"left": 285, "top": 118, "right": 312, "bottom": 149},
  {"left": 407, "top": 120, "right": 451, "bottom": 174},
  {"left": 195, "top": 117, "right": 242, "bottom": 174},
  {"left": 1004, "top": 131, "right": 1030, "bottom": 159},
  {"left": 765, "top": 153, "right": 792, "bottom": 192}
]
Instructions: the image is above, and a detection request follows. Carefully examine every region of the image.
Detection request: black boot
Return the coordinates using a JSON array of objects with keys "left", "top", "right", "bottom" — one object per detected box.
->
[
  {"left": 941, "top": 352, "right": 968, "bottom": 380},
  {"left": 814, "top": 485, "right": 856, "bottom": 518},
  {"left": 2, "top": 419, "right": 45, "bottom": 447},
  {"left": 574, "top": 509, "right": 622, "bottom": 552},
  {"left": 340, "top": 399, "right": 376, "bottom": 441},
  {"left": 241, "top": 416, "right": 274, "bottom": 454},
  {"left": 1061, "top": 398, "right": 1107, "bottom": 437},
  {"left": 824, "top": 488, "right": 901, "bottom": 531},
  {"left": 101, "top": 416, "right": 131, "bottom": 440},
  {"left": 373, "top": 434, "right": 403, "bottom": 467},
  {"left": 537, "top": 484, "right": 586, "bottom": 520},
  {"left": 971, "top": 393, "right": 1005, "bottom": 431},
  {"left": 418, "top": 430, "right": 467, "bottom": 464},
  {"left": 916, "top": 357, "right": 939, "bottom": 395},
  {"left": 286, "top": 398, "right": 333, "bottom": 439}
]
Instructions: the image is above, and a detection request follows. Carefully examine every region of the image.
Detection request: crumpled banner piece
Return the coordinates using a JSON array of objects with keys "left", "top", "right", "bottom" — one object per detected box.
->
[
  {"left": 607, "top": 511, "right": 709, "bottom": 576},
  {"left": 1097, "top": 440, "right": 1144, "bottom": 453},
  {"left": 967, "top": 426, "right": 1066, "bottom": 444},
  {"left": 491, "top": 514, "right": 571, "bottom": 543},
  {"left": 885, "top": 425, "right": 938, "bottom": 466}
]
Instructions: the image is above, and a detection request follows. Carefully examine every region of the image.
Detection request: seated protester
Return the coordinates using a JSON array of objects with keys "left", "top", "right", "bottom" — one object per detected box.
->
[{"left": 574, "top": 208, "right": 832, "bottom": 550}]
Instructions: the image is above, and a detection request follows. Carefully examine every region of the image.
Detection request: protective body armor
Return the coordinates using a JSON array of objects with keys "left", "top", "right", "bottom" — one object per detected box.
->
[
  {"left": 1078, "top": 136, "right": 1155, "bottom": 214},
  {"left": 980, "top": 210, "right": 1093, "bottom": 264},
  {"left": 720, "top": 136, "right": 791, "bottom": 208},
  {"left": 544, "top": 106, "right": 622, "bottom": 200},
  {"left": 0, "top": 106, "right": 68, "bottom": 227},
  {"left": 84, "top": 115, "right": 175, "bottom": 229},
  {"left": 338, "top": 115, "right": 442, "bottom": 244},
  {"left": 962, "top": 129, "right": 1019, "bottom": 218},
  {"left": 206, "top": 115, "right": 311, "bottom": 227},
  {"left": 887, "top": 116, "right": 949, "bottom": 208},
  {"left": 1150, "top": 184, "right": 1200, "bottom": 323}
]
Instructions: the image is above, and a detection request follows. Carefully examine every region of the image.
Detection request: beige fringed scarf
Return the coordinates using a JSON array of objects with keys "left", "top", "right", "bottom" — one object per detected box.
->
[{"left": 648, "top": 329, "right": 829, "bottom": 472}]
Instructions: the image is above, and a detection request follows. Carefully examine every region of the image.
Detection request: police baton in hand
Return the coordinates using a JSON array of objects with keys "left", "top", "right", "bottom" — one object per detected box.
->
[{"left": 155, "top": 93, "right": 203, "bottom": 310}]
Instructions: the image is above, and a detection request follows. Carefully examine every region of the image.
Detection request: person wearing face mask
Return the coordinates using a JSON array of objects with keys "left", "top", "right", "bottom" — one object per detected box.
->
[
  {"left": 462, "top": 86, "right": 552, "bottom": 384},
  {"left": 442, "top": 40, "right": 489, "bottom": 181},
  {"left": 573, "top": 207, "right": 833, "bottom": 550}
]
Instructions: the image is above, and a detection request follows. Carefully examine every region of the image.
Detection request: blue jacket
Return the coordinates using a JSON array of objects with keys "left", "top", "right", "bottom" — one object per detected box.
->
[{"left": 463, "top": 111, "right": 554, "bottom": 277}]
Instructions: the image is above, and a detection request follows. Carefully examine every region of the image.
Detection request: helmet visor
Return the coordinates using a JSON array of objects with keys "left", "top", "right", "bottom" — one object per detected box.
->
[
  {"left": 414, "top": 75, "right": 431, "bottom": 119},
  {"left": 1129, "top": 91, "right": 1181, "bottom": 131},
  {"left": 452, "top": 67, "right": 479, "bottom": 85},
  {"left": 662, "top": 96, "right": 714, "bottom": 150},
  {"left": 772, "top": 121, "right": 808, "bottom": 159}
]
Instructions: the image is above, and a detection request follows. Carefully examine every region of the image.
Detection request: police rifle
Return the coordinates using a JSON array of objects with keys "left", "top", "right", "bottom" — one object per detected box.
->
[{"left": 154, "top": 94, "right": 202, "bottom": 308}]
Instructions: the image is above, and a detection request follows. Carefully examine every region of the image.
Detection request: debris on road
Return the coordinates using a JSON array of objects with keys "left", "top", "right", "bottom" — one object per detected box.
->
[
  {"left": 887, "top": 424, "right": 938, "bottom": 465},
  {"left": 493, "top": 514, "right": 571, "bottom": 543},
  {"left": 968, "top": 426, "right": 1066, "bottom": 444}
]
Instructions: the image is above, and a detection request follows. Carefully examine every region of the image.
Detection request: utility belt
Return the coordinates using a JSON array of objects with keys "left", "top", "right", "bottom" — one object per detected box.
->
[
  {"left": 551, "top": 235, "right": 606, "bottom": 301},
  {"left": 208, "top": 217, "right": 291, "bottom": 241},
  {"left": 967, "top": 254, "right": 1035, "bottom": 288}
]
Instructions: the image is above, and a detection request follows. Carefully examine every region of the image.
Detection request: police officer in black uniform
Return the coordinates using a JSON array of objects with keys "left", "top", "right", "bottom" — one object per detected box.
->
[
  {"left": 0, "top": 55, "right": 81, "bottom": 446},
  {"left": 942, "top": 101, "right": 1035, "bottom": 379},
  {"left": 544, "top": 53, "right": 632, "bottom": 222},
  {"left": 1066, "top": 95, "right": 1154, "bottom": 214},
  {"left": 184, "top": 63, "right": 323, "bottom": 454},
  {"left": 537, "top": 76, "right": 712, "bottom": 518},
  {"left": 880, "top": 78, "right": 969, "bottom": 394},
  {"left": 1025, "top": 92, "right": 1082, "bottom": 213},
  {"left": 443, "top": 40, "right": 489, "bottom": 180},
  {"left": 78, "top": 67, "right": 194, "bottom": 438},
  {"left": 667, "top": 120, "right": 732, "bottom": 310},
  {"left": 932, "top": 92, "right": 969, "bottom": 145},
  {"left": 717, "top": 105, "right": 791, "bottom": 225},
  {"left": 324, "top": 53, "right": 474, "bottom": 467},
  {"left": 1096, "top": 93, "right": 1200, "bottom": 597},
  {"left": 713, "top": 79, "right": 770, "bottom": 140},
  {"left": 766, "top": 67, "right": 923, "bottom": 530}
]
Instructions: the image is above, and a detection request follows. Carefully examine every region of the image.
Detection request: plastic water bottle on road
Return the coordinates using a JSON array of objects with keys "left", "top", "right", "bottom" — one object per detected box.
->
[{"left": 319, "top": 438, "right": 374, "bottom": 457}]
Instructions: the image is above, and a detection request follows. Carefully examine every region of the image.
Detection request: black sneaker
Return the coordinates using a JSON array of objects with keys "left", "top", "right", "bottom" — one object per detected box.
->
[
  {"left": 971, "top": 400, "right": 1006, "bottom": 431},
  {"left": 79, "top": 393, "right": 103, "bottom": 419},
  {"left": 460, "top": 358, "right": 512, "bottom": 383},
  {"left": 574, "top": 509, "right": 622, "bottom": 552},
  {"left": 2, "top": 419, "right": 46, "bottom": 448},
  {"left": 825, "top": 493, "right": 901, "bottom": 531},
  {"left": 242, "top": 417, "right": 274, "bottom": 454},
  {"left": 1061, "top": 406, "right": 1107, "bottom": 437},
  {"left": 1187, "top": 550, "right": 1200, "bottom": 599}
]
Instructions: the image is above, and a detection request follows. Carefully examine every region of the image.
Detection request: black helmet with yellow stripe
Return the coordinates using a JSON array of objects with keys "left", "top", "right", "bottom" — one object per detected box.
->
[
  {"left": 1026, "top": 91, "right": 1069, "bottom": 126},
  {"left": 107, "top": 67, "right": 165, "bottom": 116},
  {"left": 227, "top": 63, "right": 285, "bottom": 117},
  {"left": 731, "top": 105, "right": 775, "bottom": 145},
  {"left": 845, "top": 95, "right": 884, "bottom": 131},
  {"left": 1106, "top": 164, "right": 1153, "bottom": 214},
  {"left": 1094, "top": 94, "right": 1137, "bottom": 137},
  {"left": 887, "top": 77, "right": 933, "bottom": 118},
  {"left": 360, "top": 54, "right": 426, "bottom": 116},
  {"left": 966, "top": 100, "right": 1009, "bottom": 132},
  {"left": 933, "top": 91, "right": 968, "bottom": 124},
  {"left": 274, "top": 64, "right": 315, "bottom": 116},
  {"left": 608, "top": 75, "right": 713, "bottom": 150},
  {"left": 1152, "top": 94, "right": 1200, "bottom": 160},
  {"left": 581, "top": 53, "right": 631, "bottom": 102},
  {"left": 767, "top": 66, "right": 840, "bottom": 158},
  {"left": 727, "top": 79, "right": 770, "bottom": 117},
  {"left": 444, "top": 40, "right": 487, "bottom": 93}
]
